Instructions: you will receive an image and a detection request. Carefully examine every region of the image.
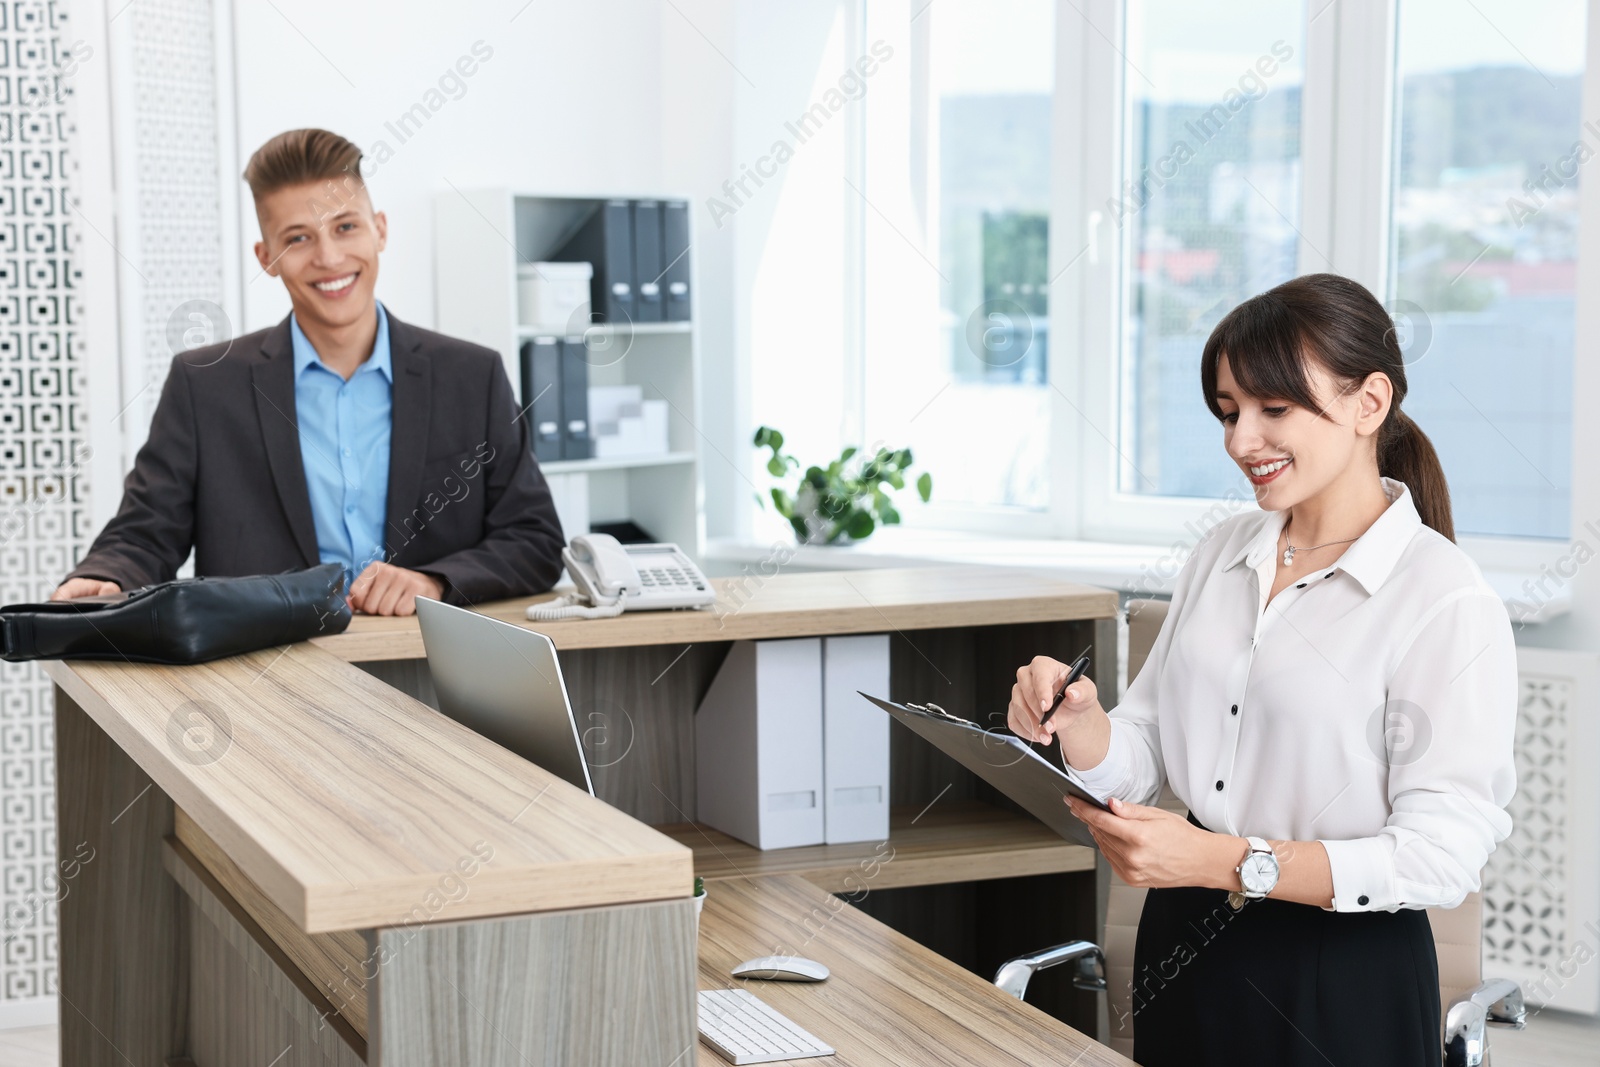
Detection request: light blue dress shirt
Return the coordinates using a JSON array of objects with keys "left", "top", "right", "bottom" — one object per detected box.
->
[{"left": 291, "top": 303, "right": 392, "bottom": 590}]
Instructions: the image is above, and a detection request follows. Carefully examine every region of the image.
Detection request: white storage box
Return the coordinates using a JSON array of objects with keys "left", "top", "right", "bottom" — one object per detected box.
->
[
  {"left": 518, "top": 262, "right": 592, "bottom": 330},
  {"left": 589, "top": 385, "right": 669, "bottom": 458},
  {"left": 695, "top": 636, "right": 890, "bottom": 850}
]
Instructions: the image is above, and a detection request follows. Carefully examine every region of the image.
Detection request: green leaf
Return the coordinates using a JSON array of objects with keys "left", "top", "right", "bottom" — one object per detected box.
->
[
  {"left": 894, "top": 448, "right": 913, "bottom": 467},
  {"left": 917, "top": 471, "right": 933, "bottom": 502},
  {"left": 886, "top": 471, "right": 905, "bottom": 490},
  {"left": 790, "top": 515, "right": 810, "bottom": 541},
  {"left": 840, "top": 446, "right": 858, "bottom": 463},
  {"left": 752, "top": 426, "right": 784, "bottom": 450},
  {"left": 879, "top": 503, "right": 901, "bottom": 525},
  {"left": 766, "top": 456, "right": 787, "bottom": 478},
  {"left": 771, "top": 487, "right": 793, "bottom": 517},
  {"left": 845, "top": 510, "right": 876, "bottom": 540},
  {"left": 805, "top": 466, "right": 827, "bottom": 490}
]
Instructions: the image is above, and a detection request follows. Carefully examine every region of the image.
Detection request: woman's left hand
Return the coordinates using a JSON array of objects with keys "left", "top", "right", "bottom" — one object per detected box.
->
[{"left": 1066, "top": 795, "right": 1234, "bottom": 890}]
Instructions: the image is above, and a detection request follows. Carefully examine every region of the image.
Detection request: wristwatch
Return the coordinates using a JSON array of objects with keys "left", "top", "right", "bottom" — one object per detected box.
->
[{"left": 1227, "top": 836, "right": 1279, "bottom": 910}]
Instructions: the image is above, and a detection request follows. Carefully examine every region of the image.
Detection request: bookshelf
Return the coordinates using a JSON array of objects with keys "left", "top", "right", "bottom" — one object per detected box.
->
[{"left": 433, "top": 189, "right": 704, "bottom": 558}]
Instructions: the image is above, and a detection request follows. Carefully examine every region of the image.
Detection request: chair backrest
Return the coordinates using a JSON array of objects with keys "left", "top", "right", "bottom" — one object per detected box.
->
[{"left": 1103, "top": 598, "right": 1486, "bottom": 1054}]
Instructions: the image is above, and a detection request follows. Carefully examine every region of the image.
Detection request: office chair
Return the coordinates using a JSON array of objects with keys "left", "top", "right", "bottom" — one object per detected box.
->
[
  {"left": 995, "top": 878, "right": 1525, "bottom": 1066},
  {"left": 992, "top": 597, "right": 1527, "bottom": 1067}
]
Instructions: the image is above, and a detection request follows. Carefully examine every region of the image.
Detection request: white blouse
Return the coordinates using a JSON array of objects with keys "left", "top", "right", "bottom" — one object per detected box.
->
[{"left": 1072, "top": 477, "right": 1518, "bottom": 913}]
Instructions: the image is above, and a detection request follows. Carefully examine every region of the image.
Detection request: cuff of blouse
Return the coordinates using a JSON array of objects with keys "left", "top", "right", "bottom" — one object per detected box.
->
[
  {"left": 1319, "top": 837, "right": 1397, "bottom": 912},
  {"left": 1065, "top": 724, "right": 1132, "bottom": 798}
]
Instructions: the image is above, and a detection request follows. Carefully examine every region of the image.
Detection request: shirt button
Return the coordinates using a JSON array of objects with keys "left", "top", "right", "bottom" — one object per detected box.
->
[
  {"left": 1357, "top": 895, "right": 1370, "bottom": 906},
  {"left": 1215, "top": 780, "right": 1224, "bottom": 791},
  {"left": 1230, "top": 704, "right": 1238, "bottom": 715},
  {"left": 346, "top": 504, "right": 357, "bottom": 514}
]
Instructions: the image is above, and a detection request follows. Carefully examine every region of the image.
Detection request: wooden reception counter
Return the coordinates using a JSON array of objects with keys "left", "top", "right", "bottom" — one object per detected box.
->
[
  {"left": 47, "top": 566, "right": 1125, "bottom": 1065},
  {"left": 311, "top": 564, "right": 1117, "bottom": 659},
  {"left": 47, "top": 644, "right": 697, "bottom": 1066}
]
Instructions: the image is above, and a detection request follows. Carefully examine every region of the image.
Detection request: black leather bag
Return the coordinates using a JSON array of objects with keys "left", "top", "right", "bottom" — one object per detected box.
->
[{"left": 0, "top": 563, "right": 352, "bottom": 664}]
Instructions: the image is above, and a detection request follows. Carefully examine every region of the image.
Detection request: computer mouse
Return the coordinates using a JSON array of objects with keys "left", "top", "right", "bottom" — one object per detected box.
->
[{"left": 731, "top": 955, "right": 830, "bottom": 982}]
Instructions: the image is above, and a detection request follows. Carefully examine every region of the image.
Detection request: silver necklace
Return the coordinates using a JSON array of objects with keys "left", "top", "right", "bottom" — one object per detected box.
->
[{"left": 1281, "top": 520, "right": 1360, "bottom": 567}]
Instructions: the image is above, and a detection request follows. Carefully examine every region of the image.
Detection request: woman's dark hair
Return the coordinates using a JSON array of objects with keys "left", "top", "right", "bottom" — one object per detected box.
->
[{"left": 1199, "top": 273, "right": 1454, "bottom": 542}]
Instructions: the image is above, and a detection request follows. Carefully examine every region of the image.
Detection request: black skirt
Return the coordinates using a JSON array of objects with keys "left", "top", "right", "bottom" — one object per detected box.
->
[{"left": 1129, "top": 813, "right": 1442, "bottom": 1067}]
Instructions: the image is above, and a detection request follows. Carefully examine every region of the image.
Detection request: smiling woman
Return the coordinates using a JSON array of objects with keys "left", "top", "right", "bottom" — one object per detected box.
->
[
  {"left": 1009, "top": 272, "right": 1516, "bottom": 1066},
  {"left": 1201, "top": 272, "right": 1455, "bottom": 543}
]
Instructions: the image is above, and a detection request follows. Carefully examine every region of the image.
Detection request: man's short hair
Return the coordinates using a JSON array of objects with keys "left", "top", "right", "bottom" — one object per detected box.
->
[{"left": 243, "top": 128, "right": 364, "bottom": 203}]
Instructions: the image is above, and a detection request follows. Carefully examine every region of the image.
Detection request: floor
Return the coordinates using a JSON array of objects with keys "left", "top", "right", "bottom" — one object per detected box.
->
[
  {"left": 4, "top": 1010, "right": 1598, "bottom": 1065},
  {"left": 0, "top": 1025, "right": 56, "bottom": 1066}
]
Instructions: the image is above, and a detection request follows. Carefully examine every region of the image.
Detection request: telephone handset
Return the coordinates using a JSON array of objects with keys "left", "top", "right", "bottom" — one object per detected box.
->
[{"left": 526, "top": 534, "right": 715, "bottom": 621}]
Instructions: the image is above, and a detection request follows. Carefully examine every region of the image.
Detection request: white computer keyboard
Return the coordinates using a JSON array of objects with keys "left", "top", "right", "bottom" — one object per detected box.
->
[{"left": 697, "top": 988, "right": 835, "bottom": 1065}]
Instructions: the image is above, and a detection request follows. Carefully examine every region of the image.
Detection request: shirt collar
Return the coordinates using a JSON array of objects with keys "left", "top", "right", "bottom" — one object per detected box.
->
[
  {"left": 1221, "top": 476, "right": 1421, "bottom": 596},
  {"left": 290, "top": 301, "right": 392, "bottom": 382}
]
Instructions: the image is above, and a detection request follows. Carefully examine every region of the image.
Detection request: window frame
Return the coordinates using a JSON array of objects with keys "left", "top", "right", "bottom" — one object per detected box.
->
[
  {"left": 858, "top": 0, "right": 1582, "bottom": 573},
  {"left": 1068, "top": 0, "right": 1580, "bottom": 566}
]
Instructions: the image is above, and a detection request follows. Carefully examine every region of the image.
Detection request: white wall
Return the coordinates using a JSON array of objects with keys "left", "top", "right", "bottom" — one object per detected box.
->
[
  {"left": 231, "top": 0, "right": 668, "bottom": 333},
  {"left": 227, "top": 0, "right": 857, "bottom": 546}
]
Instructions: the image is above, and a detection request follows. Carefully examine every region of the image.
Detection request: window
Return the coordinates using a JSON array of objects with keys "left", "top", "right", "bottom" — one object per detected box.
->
[
  {"left": 843, "top": 0, "right": 1585, "bottom": 558},
  {"left": 1385, "top": 0, "right": 1583, "bottom": 539},
  {"left": 862, "top": 0, "right": 1056, "bottom": 516},
  {"left": 1116, "top": 0, "right": 1306, "bottom": 500}
]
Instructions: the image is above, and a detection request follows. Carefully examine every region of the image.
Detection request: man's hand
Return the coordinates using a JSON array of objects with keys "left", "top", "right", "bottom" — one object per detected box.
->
[
  {"left": 348, "top": 562, "right": 444, "bottom": 616},
  {"left": 1066, "top": 794, "right": 1243, "bottom": 891},
  {"left": 52, "top": 578, "right": 122, "bottom": 601}
]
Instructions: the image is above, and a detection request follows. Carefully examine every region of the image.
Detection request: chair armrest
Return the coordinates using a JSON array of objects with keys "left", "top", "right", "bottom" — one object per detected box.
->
[
  {"left": 993, "top": 940, "right": 1106, "bottom": 1001},
  {"left": 1444, "top": 978, "right": 1526, "bottom": 1067}
]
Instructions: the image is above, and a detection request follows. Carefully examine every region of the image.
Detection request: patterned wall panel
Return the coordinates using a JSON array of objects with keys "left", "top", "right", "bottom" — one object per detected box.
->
[
  {"left": 1483, "top": 675, "right": 1569, "bottom": 974},
  {"left": 0, "top": 0, "right": 225, "bottom": 1013},
  {"left": 0, "top": 0, "right": 88, "bottom": 1008},
  {"left": 128, "top": 0, "right": 226, "bottom": 436},
  {"left": 1482, "top": 653, "right": 1600, "bottom": 1014}
]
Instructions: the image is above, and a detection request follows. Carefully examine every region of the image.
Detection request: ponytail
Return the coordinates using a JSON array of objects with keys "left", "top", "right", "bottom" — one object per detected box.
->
[{"left": 1379, "top": 408, "right": 1454, "bottom": 543}]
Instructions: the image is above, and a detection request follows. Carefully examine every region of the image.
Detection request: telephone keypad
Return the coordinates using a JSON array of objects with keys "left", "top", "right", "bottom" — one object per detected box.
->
[{"left": 639, "top": 565, "right": 706, "bottom": 592}]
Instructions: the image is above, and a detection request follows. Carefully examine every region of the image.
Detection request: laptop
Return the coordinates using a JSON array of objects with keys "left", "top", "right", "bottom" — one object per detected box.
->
[{"left": 414, "top": 597, "right": 594, "bottom": 796}]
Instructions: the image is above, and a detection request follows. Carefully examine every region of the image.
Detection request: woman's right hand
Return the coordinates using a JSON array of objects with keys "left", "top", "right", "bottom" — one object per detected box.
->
[{"left": 1008, "top": 655, "right": 1101, "bottom": 745}]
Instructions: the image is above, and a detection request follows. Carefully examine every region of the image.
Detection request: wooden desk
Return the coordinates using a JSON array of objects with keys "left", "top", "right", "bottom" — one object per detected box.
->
[
  {"left": 47, "top": 646, "right": 696, "bottom": 1066},
  {"left": 312, "top": 564, "right": 1118, "bottom": 659},
  {"left": 313, "top": 565, "right": 1120, "bottom": 1038},
  {"left": 696, "top": 875, "right": 1134, "bottom": 1066},
  {"left": 48, "top": 566, "right": 1121, "bottom": 1063}
]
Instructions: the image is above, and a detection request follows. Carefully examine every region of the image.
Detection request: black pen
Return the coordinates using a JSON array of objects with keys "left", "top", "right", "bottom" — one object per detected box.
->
[{"left": 1037, "top": 646, "right": 1092, "bottom": 735}]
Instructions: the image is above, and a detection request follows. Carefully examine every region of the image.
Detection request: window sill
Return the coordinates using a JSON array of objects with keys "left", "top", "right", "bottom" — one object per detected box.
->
[{"left": 705, "top": 527, "right": 1570, "bottom": 624}]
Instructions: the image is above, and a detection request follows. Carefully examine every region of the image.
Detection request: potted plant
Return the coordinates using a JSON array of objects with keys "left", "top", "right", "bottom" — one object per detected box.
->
[{"left": 753, "top": 426, "right": 932, "bottom": 545}]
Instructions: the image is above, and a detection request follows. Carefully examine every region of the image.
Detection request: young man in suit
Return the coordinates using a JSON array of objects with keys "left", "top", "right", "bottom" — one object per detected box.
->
[{"left": 53, "top": 128, "right": 564, "bottom": 615}]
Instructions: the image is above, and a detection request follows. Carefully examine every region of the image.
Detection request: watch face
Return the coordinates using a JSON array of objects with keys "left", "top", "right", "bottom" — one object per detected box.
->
[{"left": 1241, "top": 853, "right": 1278, "bottom": 894}]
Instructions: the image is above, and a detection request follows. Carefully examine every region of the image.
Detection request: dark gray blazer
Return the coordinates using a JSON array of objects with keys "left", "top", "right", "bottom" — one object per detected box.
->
[{"left": 67, "top": 311, "right": 566, "bottom": 604}]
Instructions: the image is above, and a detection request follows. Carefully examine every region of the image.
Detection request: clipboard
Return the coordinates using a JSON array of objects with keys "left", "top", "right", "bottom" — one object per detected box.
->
[{"left": 859, "top": 692, "right": 1110, "bottom": 849}]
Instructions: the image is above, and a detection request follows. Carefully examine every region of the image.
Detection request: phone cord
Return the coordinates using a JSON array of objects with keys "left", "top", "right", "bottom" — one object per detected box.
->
[{"left": 525, "top": 593, "right": 628, "bottom": 621}]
